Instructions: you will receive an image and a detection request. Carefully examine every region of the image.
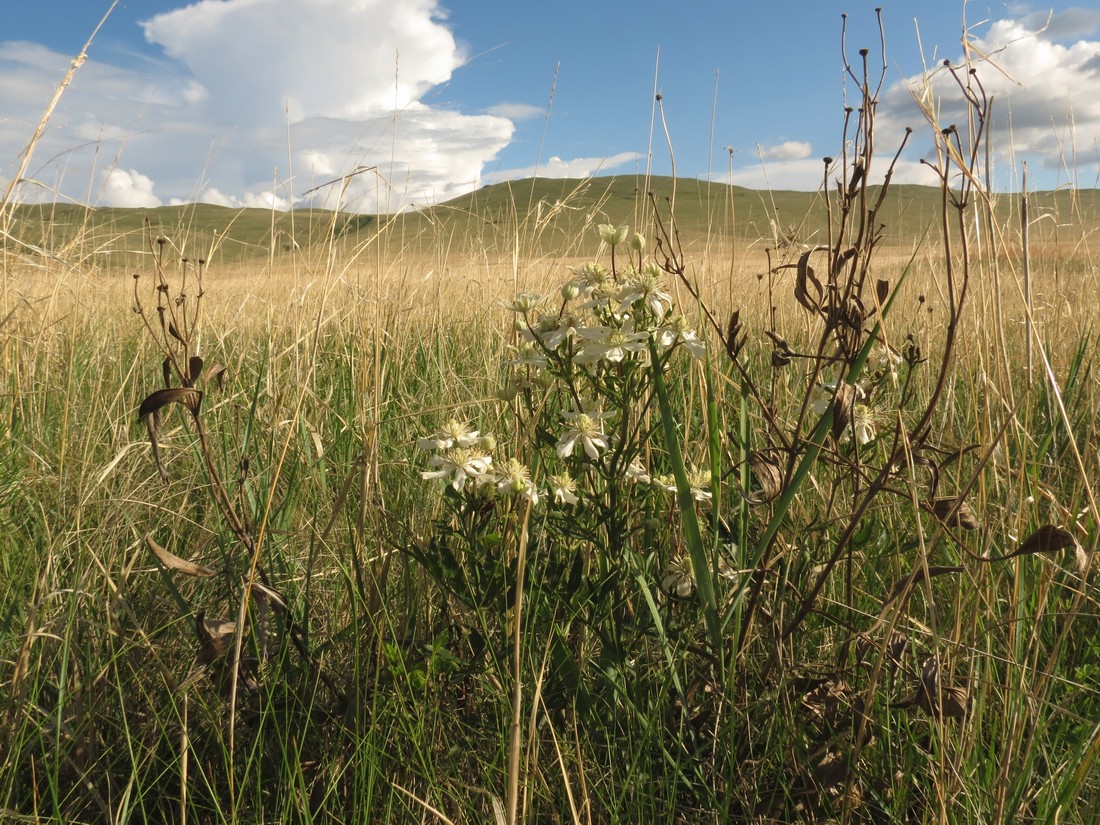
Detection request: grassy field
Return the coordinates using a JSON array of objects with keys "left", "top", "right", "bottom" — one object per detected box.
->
[{"left": 4, "top": 52, "right": 1100, "bottom": 825}]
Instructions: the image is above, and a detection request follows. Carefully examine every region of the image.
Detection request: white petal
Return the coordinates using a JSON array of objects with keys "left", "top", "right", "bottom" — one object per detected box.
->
[{"left": 556, "top": 432, "right": 579, "bottom": 458}]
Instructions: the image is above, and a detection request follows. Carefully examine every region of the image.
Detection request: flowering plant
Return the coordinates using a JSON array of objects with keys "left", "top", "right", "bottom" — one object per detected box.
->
[{"left": 413, "top": 225, "right": 721, "bottom": 699}]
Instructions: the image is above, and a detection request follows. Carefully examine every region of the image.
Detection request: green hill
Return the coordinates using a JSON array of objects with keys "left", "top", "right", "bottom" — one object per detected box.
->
[{"left": 5, "top": 176, "right": 1097, "bottom": 268}]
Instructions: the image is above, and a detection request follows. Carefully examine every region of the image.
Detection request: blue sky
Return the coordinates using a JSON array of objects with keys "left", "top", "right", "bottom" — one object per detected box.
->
[{"left": 2, "top": 1, "right": 1098, "bottom": 211}]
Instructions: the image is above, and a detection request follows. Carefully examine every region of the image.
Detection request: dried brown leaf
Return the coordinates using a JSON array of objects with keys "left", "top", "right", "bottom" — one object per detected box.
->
[
  {"left": 1010, "top": 524, "right": 1078, "bottom": 558},
  {"left": 185, "top": 355, "right": 204, "bottom": 387},
  {"left": 138, "top": 386, "right": 202, "bottom": 419},
  {"left": 145, "top": 533, "right": 214, "bottom": 577},
  {"left": 250, "top": 579, "right": 289, "bottom": 614},
  {"left": 794, "top": 246, "right": 827, "bottom": 313},
  {"left": 875, "top": 278, "right": 890, "bottom": 307},
  {"left": 812, "top": 748, "right": 849, "bottom": 789},
  {"left": 748, "top": 452, "right": 784, "bottom": 502},
  {"left": 887, "top": 630, "right": 908, "bottom": 669},
  {"left": 929, "top": 497, "right": 979, "bottom": 530},
  {"left": 831, "top": 383, "right": 857, "bottom": 442},
  {"left": 724, "top": 310, "right": 744, "bottom": 361},
  {"left": 144, "top": 413, "right": 169, "bottom": 484},
  {"left": 205, "top": 362, "right": 227, "bottom": 389},
  {"left": 195, "top": 611, "right": 236, "bottom": 665},
  {"left": 901, "top": 657, "right": 969, "bottom": 720}
]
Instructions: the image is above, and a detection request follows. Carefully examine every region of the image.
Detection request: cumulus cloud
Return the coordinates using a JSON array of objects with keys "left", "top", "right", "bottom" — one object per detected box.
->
[
  {"left": 100, "top": 168, "right": 162, "bottom": 207},
  {"left": 876, "top": 9, "right": 1100, "bottom": 188},
  {"left": 141, "top": 0, "right": 463, "bottom": 124},
  {"left": 0, "top": 0, "right": 533, "bottom": 211},
  {"left": 725, "top": 8, "right": 1100, "bottom": 190},
  {"left": 485, "top": 151, "right": 640, "bottom": 184},
  {"left": 757, "top": 141, "right": 813, "bottom": 162}
]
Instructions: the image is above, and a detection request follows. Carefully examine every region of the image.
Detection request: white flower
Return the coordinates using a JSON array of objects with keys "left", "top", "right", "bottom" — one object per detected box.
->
[
  {"left": 675, "top": 328, "right": 706, "bottom": 359},
  {"left": 556, "top": 407, "right": 610, "bottom": 460},
  {"left": 652, "top": 468, "right": 712, "bottom": 501},
  {"left": 417, "top": 419, "right": 481, "bottom": 451},
  {"left": 598, "top": 223, "right": 629, "bottom": 246},
  {"left": 495, "top": 458, "right": 540, "bottom": 505},
  {"left": 568, "top": 263, "right": 611, "bottom": 298},
  {"left": 507, "top": 340, "right": 548, "bottom": 369},
  {"left": 548, "top": 472, "right": 580, "bottom": 506},
  {"left": 652, "top": 473, "right": 677, "bottom": 494},
  {"left": 625, "top": 458, "right": 651, "bottom": 484},
  {"left": 686, "top": 468, "right": 714, "bottom": 501},
  {"left": 524, "top": 311, "right": 580, "bottom": 351},
  {"left": 504, "top": 292, "right": 542, "bottom": 313},
  {"left": 851, "top": 404, "right": 877, "bottom": 445},
  {"left": 655, "top": 316, "right": 706, "bottom": 358},
  {"left": 663, "top": 555, "right": 696, "bottom": 598},
  {"left": 809, "top": 383, "right": 835, "bottom": 417},
  {"left": 616, "top": 264, "right": 671, "bottom": 321},
  {"left": 574, "top": 318, "right": 650, "bottom": 364},
  {"left": 421, "top": 448, "right": 493, "bottom": 492}
]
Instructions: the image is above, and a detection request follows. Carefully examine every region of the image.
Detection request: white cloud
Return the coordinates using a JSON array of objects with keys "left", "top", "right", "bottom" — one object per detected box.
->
[
  {"left": 727, "top": 157, "right": 829, "bottom": 191},
  {"left": 141, "top": 0, "right": 463, "bottom": 123},
  {"left": 0, "top": 0, "right": 522, "bottom": 212},
  {"left": 877, "top": 11, "right": 1100, "bottom": 188},
  {"left": 100, "top": 168, "right": 161, "bottom": 207},
  {"left": 485, "top": 152, "right": 640, "bottom": 184},
  {"left": 757, "top": 141, "right": 813, "bottom": 162},
  {"left": 727, "top": 10, "right": 1100, "bottom": 191},
  {"left": 484, "top": 102, "right": 543, "bottom": 121}
]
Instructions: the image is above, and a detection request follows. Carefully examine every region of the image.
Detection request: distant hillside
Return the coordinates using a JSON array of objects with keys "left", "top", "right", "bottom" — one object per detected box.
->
[{"left": 6, "top": 176, "right": 1097, "bottom": 269}]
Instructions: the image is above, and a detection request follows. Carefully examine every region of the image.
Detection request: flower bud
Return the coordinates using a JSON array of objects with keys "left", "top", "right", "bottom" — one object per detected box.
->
[
  {"left": 630, "top": 233, "right": 647, "bottom": 253},
  {"left": 561, "top": 281, "right": 581, "bottom": 301},
  {"left": 598, "top": 223, "right": 629, "bottom": 246}
]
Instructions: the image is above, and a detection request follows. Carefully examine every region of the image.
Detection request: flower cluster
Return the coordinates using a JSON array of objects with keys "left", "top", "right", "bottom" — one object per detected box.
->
[{"left": 416, "top": 225, "right": 715, "bottom": 587}]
